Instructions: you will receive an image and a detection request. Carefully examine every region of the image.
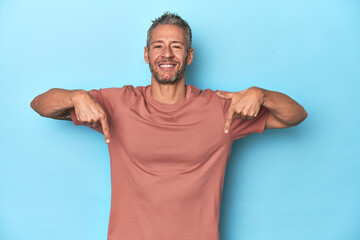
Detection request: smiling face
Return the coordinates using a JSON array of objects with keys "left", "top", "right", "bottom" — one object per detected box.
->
[{"left": 144, "top": 24, "right": 193, "bottom": 85}]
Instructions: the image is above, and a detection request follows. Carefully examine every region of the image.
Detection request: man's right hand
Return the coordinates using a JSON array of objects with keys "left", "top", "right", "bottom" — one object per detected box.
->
[
  {"left": 31, "top": 88, "right": 111, "bottom": 144},
  {"left": 72, "top": 91, "right": 111, "bottom": 144}
]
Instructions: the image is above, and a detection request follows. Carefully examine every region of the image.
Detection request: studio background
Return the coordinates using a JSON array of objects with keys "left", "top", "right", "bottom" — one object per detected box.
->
[{"left": 1, "top": 0, "right": 359, "bottom": 240}]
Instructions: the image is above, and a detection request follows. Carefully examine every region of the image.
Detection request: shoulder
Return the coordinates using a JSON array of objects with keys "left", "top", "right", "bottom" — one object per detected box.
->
[
  {"left": 90, "top": 85, "right": 146, "bottom": 98},
  {"left": 188, "top": 84, "right": 222, "bottom": 100},
  {"left": 189, "top": 85, "right": 232, "bottom": 111},
  {"left": 123, "top": 85, "right": 147, "bottom": 95}
]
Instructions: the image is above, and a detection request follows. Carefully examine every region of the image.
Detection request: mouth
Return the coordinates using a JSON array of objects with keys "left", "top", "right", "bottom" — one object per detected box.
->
[{"left": 158, "top": 62, "right": 177, "bottom": 69}]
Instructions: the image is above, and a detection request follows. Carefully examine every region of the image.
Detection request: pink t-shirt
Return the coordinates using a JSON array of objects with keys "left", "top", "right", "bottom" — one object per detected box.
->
[{"left": 70, "top": 84, "right": 269, "bottom": 240}]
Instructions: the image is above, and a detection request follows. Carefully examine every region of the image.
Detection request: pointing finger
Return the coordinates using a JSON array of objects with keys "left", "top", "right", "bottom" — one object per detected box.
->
[
  {"left": 224, "top": 109, "right": 235, "bottom": 134},
  {"left": 100, "top": 117, "right": 111, "bottom": 144}
]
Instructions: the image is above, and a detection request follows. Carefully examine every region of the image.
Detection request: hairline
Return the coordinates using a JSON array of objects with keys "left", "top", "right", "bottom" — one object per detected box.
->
[{"left": 146, "top": 13, "right": 192, "bottom": 54}]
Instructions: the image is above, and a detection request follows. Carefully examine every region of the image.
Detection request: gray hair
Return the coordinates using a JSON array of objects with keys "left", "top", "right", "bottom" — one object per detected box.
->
[{"left": 147, "top": 12, "right": 192, "bottom": 54}]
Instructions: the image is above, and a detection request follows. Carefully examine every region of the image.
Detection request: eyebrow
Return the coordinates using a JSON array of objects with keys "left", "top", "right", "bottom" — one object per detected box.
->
[{"left": 150, "top": 40, "right": 185, "bottom": 45}]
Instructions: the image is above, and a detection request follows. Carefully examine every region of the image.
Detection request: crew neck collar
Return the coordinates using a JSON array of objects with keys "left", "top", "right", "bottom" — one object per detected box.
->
[{"left": 144, "top": 84, "right": 192, "bottom": 111}]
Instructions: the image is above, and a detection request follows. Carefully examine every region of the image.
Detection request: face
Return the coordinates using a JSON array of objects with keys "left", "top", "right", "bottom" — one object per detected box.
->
[{"left": 144, "top": 24, "right": 193, "bottom": 85}]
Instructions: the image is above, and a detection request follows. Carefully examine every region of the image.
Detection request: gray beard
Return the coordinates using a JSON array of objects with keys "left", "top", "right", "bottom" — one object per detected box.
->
[
  {"left": 149, "top": 55, "right": 187, "bottom": 85},
  {"left": 153, "top": 69, "right": 184, "bottom": 85}
]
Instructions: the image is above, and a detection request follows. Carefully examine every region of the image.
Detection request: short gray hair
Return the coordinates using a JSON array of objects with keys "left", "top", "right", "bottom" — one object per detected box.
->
[{"left": 147, "top": 12, "right": 192, "bottom": 54}]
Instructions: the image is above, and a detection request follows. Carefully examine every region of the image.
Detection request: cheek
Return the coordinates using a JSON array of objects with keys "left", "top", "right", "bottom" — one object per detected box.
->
[
  {"left": 149, "top": 53, "right": 160, "bottom": 63},
  {"left": 173, "top": 53, "right": 185, "bottom": 63}
]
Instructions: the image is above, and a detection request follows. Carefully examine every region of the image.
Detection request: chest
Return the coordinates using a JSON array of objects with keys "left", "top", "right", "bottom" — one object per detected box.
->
[{"left": 110, "top": 102, "right": 230, "bottom": 172}]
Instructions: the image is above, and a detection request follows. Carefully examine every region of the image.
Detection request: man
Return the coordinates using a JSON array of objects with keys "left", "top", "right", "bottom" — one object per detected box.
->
[{"left": 31, "top": 12, "right": 307, "bottom": 240}]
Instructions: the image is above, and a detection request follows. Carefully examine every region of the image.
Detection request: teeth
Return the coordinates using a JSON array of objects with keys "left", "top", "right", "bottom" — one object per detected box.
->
[{"left": 160, "top": 64, "right": 174, "bottom": 68}]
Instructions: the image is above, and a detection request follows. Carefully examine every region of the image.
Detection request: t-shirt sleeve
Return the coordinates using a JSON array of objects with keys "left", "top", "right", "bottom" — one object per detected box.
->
[
  {"left": 215, "top": 89, "right": 270, "bottom": 141},
  {"left": 69, "top": 88, "right": 123, "bottom": 134}
]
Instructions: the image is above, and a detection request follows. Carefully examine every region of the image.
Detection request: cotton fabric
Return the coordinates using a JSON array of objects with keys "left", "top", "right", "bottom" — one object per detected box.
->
[{"left": 70, "top": 84, "right": 269, "bottom": 240}]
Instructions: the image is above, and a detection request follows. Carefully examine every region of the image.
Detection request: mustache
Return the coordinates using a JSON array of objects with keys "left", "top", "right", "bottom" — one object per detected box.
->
[{"left": 156, "top": 60, "right": 179, "bottom": 64}]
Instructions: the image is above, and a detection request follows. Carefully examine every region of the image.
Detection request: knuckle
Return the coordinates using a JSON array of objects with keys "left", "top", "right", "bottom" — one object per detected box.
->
[
  {"left": 99, "top": 114, "right": 107, "bottom": 120},
  {"left": 235, "top": 109, "right": 243, "bottom": 115}
]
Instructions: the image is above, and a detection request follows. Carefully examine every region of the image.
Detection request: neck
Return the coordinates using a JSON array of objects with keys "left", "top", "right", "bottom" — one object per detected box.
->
[{"left": 150, "top": 78, "right": 186, "bottom": 104}]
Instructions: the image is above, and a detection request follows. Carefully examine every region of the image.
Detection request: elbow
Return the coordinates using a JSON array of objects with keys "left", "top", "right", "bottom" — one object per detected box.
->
[
  {"left": 302, "top": 108, "right": 308, "bottom": 121},
  {"left": 291, "top": 107, "right": 308, "bottom": 127},
  {"left": 283, "top": 107, "right": 308, "bottom": 128},
  {"left": 30, "top": 89, "right": 55, "bottom": 116},
  {"left": 299, "top": 105, "right": 308, "bottom": 123},
  {"left": 30, "top": 98, "right": 45, "bottom": 116},
  {"left": 30, "top": 97, "right": 38, "bottom": 112},
  {"left": 30, "top": 95, "right": 48, "bottom": 117}
]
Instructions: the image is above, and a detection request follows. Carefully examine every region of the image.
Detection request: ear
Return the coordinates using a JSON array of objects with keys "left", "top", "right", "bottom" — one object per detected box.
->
[
  {"left": 186, "top": 48, "right": 194, "bottom": 65},
  {"left": 144, "top": 46, "right": 149, "bottom": 64}
]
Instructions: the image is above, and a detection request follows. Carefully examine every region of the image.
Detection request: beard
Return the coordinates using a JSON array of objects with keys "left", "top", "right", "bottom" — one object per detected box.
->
[{"left": 149, "top": 57, "right": 187, "bottom": 85}]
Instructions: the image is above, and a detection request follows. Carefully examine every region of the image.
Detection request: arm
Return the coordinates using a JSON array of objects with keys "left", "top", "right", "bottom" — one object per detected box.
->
[
  {"left": 30, "top": 88, "right": 111, "bottom": 143},
  {"left": 260, "top": 88, "right": 307, "bottom": 129},
  {"left": 216, "top": 87, "right": 307, "bottom": 133},
  {"left": 30, "top": 88, "right": 84, "bottom": 120}
]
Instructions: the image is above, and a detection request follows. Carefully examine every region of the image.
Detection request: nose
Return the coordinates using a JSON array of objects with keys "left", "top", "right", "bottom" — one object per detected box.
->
[{"left": 162, "top": 46, "right": 174, "bottom": 58}]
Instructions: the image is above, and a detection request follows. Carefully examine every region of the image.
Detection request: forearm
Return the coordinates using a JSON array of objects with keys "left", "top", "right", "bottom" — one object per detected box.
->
[
  {"left": 30, "top": 88, "right": 86, "bottom": 118},
  {"left": 258, "top": 87, "right": 307, "bottom": 126}
]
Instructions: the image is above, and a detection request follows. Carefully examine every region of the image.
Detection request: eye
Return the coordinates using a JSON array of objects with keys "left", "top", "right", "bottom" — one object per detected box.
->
[
  {"left": 154, "top": 45, "right": 161, "bottom": 49},
  {"left": 173, "top": 45, "right": 181, "bottom": 49}
]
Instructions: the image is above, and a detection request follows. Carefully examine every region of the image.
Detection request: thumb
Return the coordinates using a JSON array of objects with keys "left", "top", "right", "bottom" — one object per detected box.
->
[{"left": 216, "top": 91, "right": 233, "bottom": 99}]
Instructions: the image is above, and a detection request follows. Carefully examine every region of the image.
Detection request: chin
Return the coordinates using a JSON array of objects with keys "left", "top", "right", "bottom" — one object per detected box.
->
[
  {"left": 153, "top": 72, "right": 179, "bottom": 84},
  {"left": 155, "top": 78, "right": 179, "bottom": 85}
]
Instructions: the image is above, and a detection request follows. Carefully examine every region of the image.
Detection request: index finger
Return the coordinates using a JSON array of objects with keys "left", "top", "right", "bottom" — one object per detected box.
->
[
  {"left": 100, "top": 117, "right": 111, "bottom": 144},
  {"left": 224, "top": 108, "right": 235, "bottom": 134}
]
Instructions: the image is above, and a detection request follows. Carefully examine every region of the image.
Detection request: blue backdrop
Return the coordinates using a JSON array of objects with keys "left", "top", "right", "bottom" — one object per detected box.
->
[{"left": 1, "top": 1, "right": 359, "bottom": 239}]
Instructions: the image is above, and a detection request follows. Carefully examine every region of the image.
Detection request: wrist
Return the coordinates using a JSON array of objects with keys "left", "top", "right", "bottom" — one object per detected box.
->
[
  {"left": 70, "top": 89, "right": 88, "bottom": 106},
  {"left": 249, "top": 86, "right": 265, "bottom": 105}
]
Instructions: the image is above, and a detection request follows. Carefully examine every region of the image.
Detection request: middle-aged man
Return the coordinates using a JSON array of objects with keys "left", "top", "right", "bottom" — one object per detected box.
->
[{"left": 31, "top": 12, "right": 307, "bottom": 240}]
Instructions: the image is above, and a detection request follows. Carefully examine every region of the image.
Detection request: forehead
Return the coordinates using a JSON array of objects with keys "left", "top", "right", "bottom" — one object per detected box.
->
[{"left": 150, "top": 24, "right": 186, "bottom": 44}]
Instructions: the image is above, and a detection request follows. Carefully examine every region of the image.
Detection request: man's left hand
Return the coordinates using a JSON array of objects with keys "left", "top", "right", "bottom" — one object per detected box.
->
[{"left": 216, "top": 87, "right": 264, "bottom": 134}]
